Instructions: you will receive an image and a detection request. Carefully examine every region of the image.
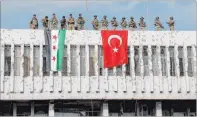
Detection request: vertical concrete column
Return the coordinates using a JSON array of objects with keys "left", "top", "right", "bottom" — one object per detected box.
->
[
  {"left": 13, "top": 102, "right": 17, "bottom": 116},
  {"left": 48, "top": 101, "right": 54, "bottom": 116},
  {"left": 101, "top": 101, "right": 109, "bottom": 116},
  {"left": 156, "top": 101, "right": 162, "bottom": 116}
]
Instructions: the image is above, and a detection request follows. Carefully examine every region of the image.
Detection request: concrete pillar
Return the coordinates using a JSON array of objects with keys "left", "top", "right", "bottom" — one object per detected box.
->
[
  {"left": 101, "top": 101, "right": 109, "bottom": 116},
  {"left": 49, "top": 101, "right": 54, "bottom": 116},
  {"left": 31, "top": 101, "right": 34, "bottom": 116},
  {"left": 156, "top": 101, "right": 162, "bottom": 116},
  {"left": 13, "top": 102, "right": 17, "bottom": 116}
]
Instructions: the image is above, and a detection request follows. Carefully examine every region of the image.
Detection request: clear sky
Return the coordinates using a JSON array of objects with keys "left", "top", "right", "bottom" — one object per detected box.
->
[{"left": 1, "top": 0, "right": 196, "bottom": 30}]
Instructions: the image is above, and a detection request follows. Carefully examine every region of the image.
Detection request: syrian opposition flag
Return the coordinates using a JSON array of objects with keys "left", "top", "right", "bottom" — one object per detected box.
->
[
  {"left": 51, "top": 30, "right": 66, "bottom": 71},
  {"left": 101, "top": 30, "right": 128, "bottom": 68}
]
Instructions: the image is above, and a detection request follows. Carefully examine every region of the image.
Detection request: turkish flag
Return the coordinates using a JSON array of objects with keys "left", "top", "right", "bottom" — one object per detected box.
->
[{"left": 101, "top": 30, "right": 128, "bottom": 68}]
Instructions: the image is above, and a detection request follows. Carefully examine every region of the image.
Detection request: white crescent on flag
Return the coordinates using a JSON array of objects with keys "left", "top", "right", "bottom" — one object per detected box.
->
[{"left": 108, "top": 35, "right": 122, "bottom": 47}]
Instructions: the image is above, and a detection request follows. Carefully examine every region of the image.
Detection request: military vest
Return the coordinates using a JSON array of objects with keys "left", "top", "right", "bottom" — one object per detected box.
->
[
  {"left": 101, "top": 19, "right": 108, "bottom": 27},
  {"left": 129, "top": 20, "right": 136, "bottom": 28},
  {"left": 51, "top": 18, "right": 58, "bottom": 25},
  {"left": 121, "top": 20, "right": 127, "bottom": 27}
]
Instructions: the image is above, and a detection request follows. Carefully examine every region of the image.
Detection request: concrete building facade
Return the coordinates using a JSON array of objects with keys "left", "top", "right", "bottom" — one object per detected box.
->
[{"left": 0, "top": 29, "right": 196, "bottom": 116}]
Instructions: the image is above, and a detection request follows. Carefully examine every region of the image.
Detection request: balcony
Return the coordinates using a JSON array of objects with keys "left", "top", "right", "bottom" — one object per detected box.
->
[{"left": 0, "top": 29, "right": 196, "bottom": 100}]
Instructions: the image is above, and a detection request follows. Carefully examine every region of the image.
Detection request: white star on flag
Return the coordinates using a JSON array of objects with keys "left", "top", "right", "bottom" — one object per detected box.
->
[{"left": 113, "top": 47, "right": 118, "bottom": 53}]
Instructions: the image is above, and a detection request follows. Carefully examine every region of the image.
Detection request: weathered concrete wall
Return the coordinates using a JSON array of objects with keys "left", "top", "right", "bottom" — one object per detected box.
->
[{"left": 0, "top": 29, "right": 196, "bottom": 100}]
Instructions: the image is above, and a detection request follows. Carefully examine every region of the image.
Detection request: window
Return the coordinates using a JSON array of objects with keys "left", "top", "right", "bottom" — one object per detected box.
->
[
  {"left": 89, "top": 46, "right": 95, "bottom": 76},
  {"left": 70, "top": 45, "right": 77, "bottom": 76},
  {"left": 187, "top": 46, "right": 193, "bottom": 77},
  {"left": 116, "top": 65, "right": 122, "bottom": 76},
  {"left": 178, "top": 47, "right": 184, "bottom": 76},
  {"left": 160, "top": 46, "right": 167, "bottom": 76},
  {"left": 54, "top": 101, "right": 101, "bottom": 116},
  {"left": 34, "top": 101, "right": 48, "bottom": 116},
  {"left": 33, "top": 46, "right": 43, "bottom": 76},
  {"left": 80, "top": 46, "right": 86, "bottom": 76},
  {"left": 169, "top": 47, "right": 175, "bottom": 76},
  {"left": 152, "top": 46, "right": 159, "bottom": 76},
  {"left": 62, "top": 46, "right": 68, "bottom": 76},
  {"left": 24, "top": 45, "right": 30, "bottom": 77},
  {"left": 143, "top": 46, "right": 149, "bottom": 76},
  {"left": 0, "top": 102, "right": 13, "bottom": 116},
  {"left": 17, "top": 103, "right": 31, "bottom": 116},
  {"left": 98, "top": 46, "right": 104, "bottom": 76},
  {"left": 134, "top": 46, "right": 140, "bottom": 76},
  {"left": 126, "top": 46, "right": 130, "bottom": 76},
  {"left": 42, "top": 46, "right": 49, "bottom": 76},
  {"left": 4, "top": 45, "right": 11, "bottom": 76},
  {"left": 14, "top": 45, "right": 21, "bottom": 76}
]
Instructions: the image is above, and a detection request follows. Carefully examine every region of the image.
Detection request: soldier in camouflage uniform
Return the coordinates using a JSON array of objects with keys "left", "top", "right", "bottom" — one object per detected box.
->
[
  {"left": 120, "top": 17, "right": 127, "bottom": 30},
  {"left": 42, "top": 16, "right": 49, "bottom": 29},
  {"left": 138, "top": 17, "right": 146, "bottom": 30},
  {"left": 111, "top": 17, "right": 118, "bottom": 30},
  {"left": 60, "top": 16, "right": 67, "bottom": 29},
  {"left": 29, "top": 14, "right": 38, "bottom": 29},
  {"left": 91, "top": 15, "right": 99, "bottom": 30},
  {"left": 101, "top": 15, "right": 108, "bottom": 30},
  {"left": 50, "top": 13, "right": 58, "bottom": 30},
  {"left": 129, "top": 17, "right": 137, "bottom": 31},
  {"left": 67, "top": 14, "right": 75, "bottom": 30},
  {"left": 77, "top": 13, "right": 85, "bottom": 30},
  {"left": 154, "top": 17, "right": 164, "bottom": 31},
  {"left": 166, "top": 16, "right": 175, "bottom": 31}
]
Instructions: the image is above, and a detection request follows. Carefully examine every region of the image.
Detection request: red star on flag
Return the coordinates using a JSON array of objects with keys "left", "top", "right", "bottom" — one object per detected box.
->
[
  {"left": 52, "top": 56, "right": 56, "bottom": 61},
  {"left": 53, "top": 46, "right": 56, "bottom": 50},
  {"left": 52, "top": 35, "right": 57, "bottom": 41}
]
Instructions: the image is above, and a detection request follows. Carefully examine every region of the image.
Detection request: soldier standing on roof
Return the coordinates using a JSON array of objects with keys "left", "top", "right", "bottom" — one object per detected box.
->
[
  {"left": 51, "top": 13, "right": 58, "bottom": 30},
  {"left": 111, "top": 17, "right": 118, "bottom": 30},
  {"left": 77, "top": 13, "right": 85, "bottom": 30},
  {"left": 91, "top": 15, "right": 99, "bottom": 30},
  {"left": 166, "top": 16, "right": 175, "bottom": 31},
  {"left": 29, "top": 14, "right": 38, "bottom": 29},
  {"left": 129, "top": 17, "right": 137, "bottom": 31},
  {"left": 60, "top": 16, "right": 67, "bottom": 29},
  {"left": 120, "top": 17, "right": 127, "bottom": 30},
  {"left": 138, "top": 17, "right": 146, "bottom": 30},
  {"left": 42, "top": 16, "right": 49, "bottom": 29},
  {"left": 101, "top": 15, "right": 108, "bottom": 30},
  {"left": 67, "top": 14, "right": 75, "bottom": 30},
  {"left": 154, "top": 17, "right": 164, "bottom": 31}
]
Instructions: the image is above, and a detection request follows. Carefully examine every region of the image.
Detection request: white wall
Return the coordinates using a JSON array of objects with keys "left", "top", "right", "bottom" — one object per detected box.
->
[{"left": 0, "top": 29, "right": 196, "bottom": 100}]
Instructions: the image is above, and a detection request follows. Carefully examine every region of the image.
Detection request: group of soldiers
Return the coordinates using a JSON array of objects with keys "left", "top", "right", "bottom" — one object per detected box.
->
[{"left": 30, "top": 13, "right": 175, "bottom": 31}]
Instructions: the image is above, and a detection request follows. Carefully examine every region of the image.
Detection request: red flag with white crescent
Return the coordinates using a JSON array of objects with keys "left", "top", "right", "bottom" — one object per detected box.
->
[{"left": 101, "top": 30, "right": 128, "bottom": 68}]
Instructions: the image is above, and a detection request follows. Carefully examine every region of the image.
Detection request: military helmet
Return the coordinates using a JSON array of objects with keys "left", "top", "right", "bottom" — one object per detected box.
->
[
  {"left": 94, "top": 15, "right": 97, "bottom": 17},
  {"left": 130, "top": 16, "right": 134, "bottom": 19},
  {"left": 113, "top": 16, "right": 116, "bottom": 19},
  {"left": 45, "top": 16, "right": 48, "bottom": 18},
  {"left": 70, "top": 14, "right": 72, "bottom": 16},
  {"left": 53, "top": 13, "right": 55, "bottom": 15},
  {"left": 62, "top": 16, "right": 65, "bottom": 18},
  {"left": 122, "top": 17, "right": 126, "bottom": 19},
  {"left": 140, "top": 17, "right": 144, "bottom": 19},
  {"left": 33, "top": 14, "right": 36, "bottom": 16}
]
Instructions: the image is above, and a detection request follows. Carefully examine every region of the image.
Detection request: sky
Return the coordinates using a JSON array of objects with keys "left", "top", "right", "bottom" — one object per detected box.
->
[{"left": 1, "top": 0, "right": 196, "bottom": 30}]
